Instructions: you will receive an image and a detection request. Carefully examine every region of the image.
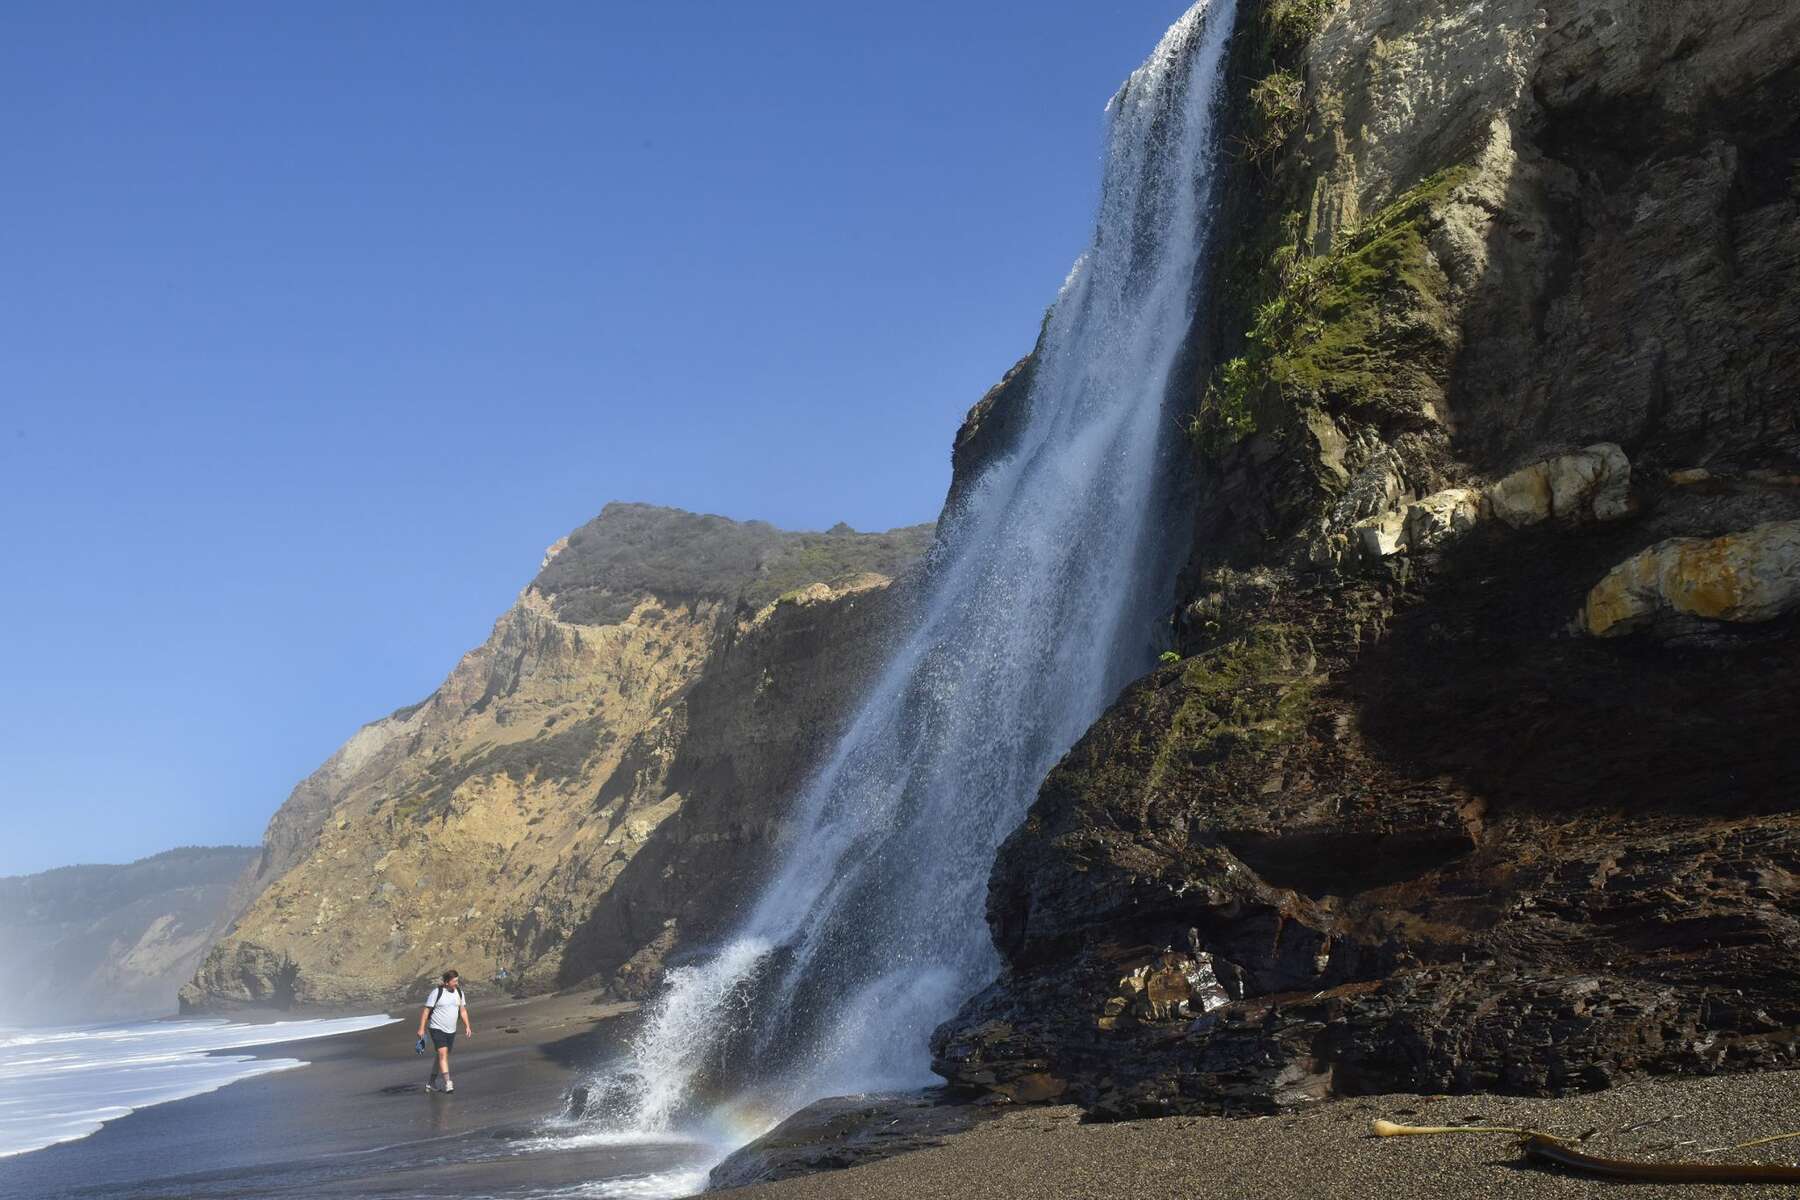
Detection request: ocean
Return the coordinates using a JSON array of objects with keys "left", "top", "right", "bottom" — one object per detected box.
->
[
  {"left": 0, "top": 1014, "right": 397, "bottom": 1159},
  {"left": 0, "top": 1005, "right": 719, "bottom": 1199}
]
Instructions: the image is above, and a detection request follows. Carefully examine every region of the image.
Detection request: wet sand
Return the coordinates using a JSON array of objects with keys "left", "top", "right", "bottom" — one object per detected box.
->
[
  {"left": 725, "top": 1071, "right": 1800, "bottom": 1200},
  {"left": 0, "top": 992, "right": 720, "bottom": 1200},
  {"left": 13, "top": 991, "right": 1799, "bottom": 1200}
]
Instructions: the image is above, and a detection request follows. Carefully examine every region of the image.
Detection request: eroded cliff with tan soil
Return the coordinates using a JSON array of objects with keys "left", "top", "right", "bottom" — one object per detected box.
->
[
  {"left": 933, "top": 0, "right": 1800, "bottom": 1116},
  {"left": 183, "top": 504, "right": 929, "bottom": 1011}
]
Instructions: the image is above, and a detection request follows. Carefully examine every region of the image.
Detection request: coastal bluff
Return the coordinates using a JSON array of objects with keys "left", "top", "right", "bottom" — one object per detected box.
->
[{"left": 181, "top": 504, "right": 931, "bottom": 1012}]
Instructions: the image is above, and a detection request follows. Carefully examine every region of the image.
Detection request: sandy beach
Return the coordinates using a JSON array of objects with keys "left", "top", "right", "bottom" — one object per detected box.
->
[
  {"left": 724, "top": 1070, "right": 1800, "bottom": 1200},
  {"left": 0, "top": 992, "right": 722, "bottom": 1200},
  {"left": 5, "top": 986, "right": 1799, "bottom": 1200}
]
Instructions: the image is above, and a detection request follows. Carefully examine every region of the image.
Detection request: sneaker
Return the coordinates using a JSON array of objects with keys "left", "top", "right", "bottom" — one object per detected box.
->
[{"left": 444, "top": 1079, "right": 455, "bottom": 1093}]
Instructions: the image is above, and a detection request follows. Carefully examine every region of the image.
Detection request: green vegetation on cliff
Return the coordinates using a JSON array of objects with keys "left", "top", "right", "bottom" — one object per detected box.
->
[
  {"left": 1258, "top": 0, "right": 1334, "bottom": 58},
  {"left": 1048, "top": 627, "right": 1320, "bottom": 811},
  {"left": 1191, "top": 168, "right": 1465, "bottom": 455},
  {"left": 1241, "top": 69, "right": 1305, "bottom": 163},
  {"left": 1146, "top": 626, "right": 1316, "bottom": 793},
  {"left": 1241, "top": 0, "right": 1336, "bottom": 156},
  {"left": 537, "top": 503, "right": 933, "bottom": 625}
]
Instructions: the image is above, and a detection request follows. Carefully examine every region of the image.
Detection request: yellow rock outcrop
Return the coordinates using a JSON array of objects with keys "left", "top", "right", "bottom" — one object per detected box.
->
[{"left": 1582, "top": 520, "right": 1800, "bottom": 637}]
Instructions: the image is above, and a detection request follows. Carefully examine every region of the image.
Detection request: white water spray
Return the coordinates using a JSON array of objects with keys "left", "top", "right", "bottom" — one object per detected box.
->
[{"left": 597, "top": 0, "right": 1240, "bottom": 1144}]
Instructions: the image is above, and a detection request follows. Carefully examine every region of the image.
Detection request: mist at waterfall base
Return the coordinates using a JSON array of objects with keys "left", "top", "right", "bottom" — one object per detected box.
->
[{"left": 554, "top": 0, "right": 1242, "bottom": 1181}]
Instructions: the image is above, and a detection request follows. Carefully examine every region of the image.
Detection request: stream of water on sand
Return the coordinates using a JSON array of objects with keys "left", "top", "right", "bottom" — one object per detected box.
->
[{"left": 567, "top": 0, "right": 1241, "bottom": 1186}]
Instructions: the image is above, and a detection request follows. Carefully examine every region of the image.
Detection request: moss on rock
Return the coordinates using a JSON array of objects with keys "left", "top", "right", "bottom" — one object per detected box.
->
[
  {"left": 1192, "top": 167, "right": 1467, "bottom": 455},
  {"left": 1148, "top": 627, "right": 1316, "bottom": 790},
  {"left": 1049, "top": 626, "right": 1321, "bottom": 806}
]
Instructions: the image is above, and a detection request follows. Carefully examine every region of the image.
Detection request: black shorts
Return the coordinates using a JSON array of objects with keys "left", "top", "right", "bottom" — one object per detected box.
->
[{"left": 429, "top": 1029, "right": 457, "bottom": 1050}]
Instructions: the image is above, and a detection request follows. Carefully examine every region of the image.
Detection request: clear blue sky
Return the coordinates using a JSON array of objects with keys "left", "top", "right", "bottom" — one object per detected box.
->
[{"left": 0, "top": 1, "right": 1196, "bottom": 876}]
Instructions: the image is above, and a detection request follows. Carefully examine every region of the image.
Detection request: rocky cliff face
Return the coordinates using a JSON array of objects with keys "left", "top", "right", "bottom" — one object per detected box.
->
[
  {"left": 933, "top": 0, "right": 1800, "bottom": 1116},
  {"left": 557, "top": 565, "right": 919, "bottom": 999},
  {"left": 0, "top": 846, "right": 256, "bottom": 1024},
  {"left": 183, "top": 504, "right": 929, "bottom": 1011}
]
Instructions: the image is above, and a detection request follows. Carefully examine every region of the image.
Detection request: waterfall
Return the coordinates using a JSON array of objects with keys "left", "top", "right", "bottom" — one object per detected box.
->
[{"left": 596, "top": 0, "right": 1239, "bottom": 1142}]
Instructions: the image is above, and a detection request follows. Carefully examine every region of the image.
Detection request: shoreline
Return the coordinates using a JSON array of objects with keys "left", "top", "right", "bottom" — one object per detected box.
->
[
  {"left": 14, "top": 991, "right": 1799, "bottom": 1200},
  {"left": 0, "top": 990, "right": 673, "bottom": 1199},
  {"left": 0, "top": 1011, "right": 400, "bottom": 1163}
]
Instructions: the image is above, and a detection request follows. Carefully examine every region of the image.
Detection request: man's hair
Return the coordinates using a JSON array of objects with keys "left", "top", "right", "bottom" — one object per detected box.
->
[{"left": 442, "top": 969, "right": 460, "bottom": 982}]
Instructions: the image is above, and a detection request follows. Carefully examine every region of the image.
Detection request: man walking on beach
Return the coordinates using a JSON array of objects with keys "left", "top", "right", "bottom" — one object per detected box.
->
[{"left": 417, "top": 969, "right": 473, "bottom": 1093}]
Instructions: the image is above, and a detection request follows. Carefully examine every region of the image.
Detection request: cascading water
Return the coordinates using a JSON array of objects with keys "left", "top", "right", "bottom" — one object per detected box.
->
[{"left": 594, "top": 0, "right": 1239, "bottom": 1148}]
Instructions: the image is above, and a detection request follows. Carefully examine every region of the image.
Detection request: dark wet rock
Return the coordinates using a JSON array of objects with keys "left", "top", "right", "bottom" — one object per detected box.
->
[
  {"left": 945, "top": 355, "right": 1035, "bottom": 514},
  {"left": 935, "top": 551, "right": 1800, "bottom": 1115},
  {"left": 705, "top": 1091, "right": 1000, "bottom": 1191},
  {"left": 180, "top": 940, "right": 301, "bottom": 1012},
  {"left": 935, "top": 0, "right": 1800, "bottom": 1118}
]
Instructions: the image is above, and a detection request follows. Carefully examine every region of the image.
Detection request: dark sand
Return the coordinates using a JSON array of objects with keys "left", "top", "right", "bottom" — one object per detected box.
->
[
  {"left": 724, "top": 1071, "right": 1800, "bottom": 1200},
  {"left": 0, "top": 992, "right": 721, "bottom": 1200},
  {"left": 12, "top": 994, "right": 1799, "bottom": 1200}
]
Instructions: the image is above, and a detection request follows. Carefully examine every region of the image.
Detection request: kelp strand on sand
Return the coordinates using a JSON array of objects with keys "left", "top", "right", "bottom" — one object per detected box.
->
[{"left": 1372, "top": 1119, "right": 1800, "bottom": 1184}]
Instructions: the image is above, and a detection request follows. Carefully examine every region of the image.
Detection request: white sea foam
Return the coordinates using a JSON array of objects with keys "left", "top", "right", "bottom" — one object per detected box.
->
[
  {"left": 488, "top": 1170, "right": 713, "bottom": 1200},
  {"left": 0, "top": 1013, "right": 395, "bottom": 1158}
]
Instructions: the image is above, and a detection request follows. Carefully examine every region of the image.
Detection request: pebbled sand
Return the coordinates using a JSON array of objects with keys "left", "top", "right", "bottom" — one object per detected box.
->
[{"left": 723, "top": 1071, "right": 1800, "bottom": 1200}]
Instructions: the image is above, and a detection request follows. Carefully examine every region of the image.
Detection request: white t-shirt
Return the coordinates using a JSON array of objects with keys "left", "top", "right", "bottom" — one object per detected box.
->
[{"left": 424, "top": 985, "right": 467, "bottom": 1033}]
